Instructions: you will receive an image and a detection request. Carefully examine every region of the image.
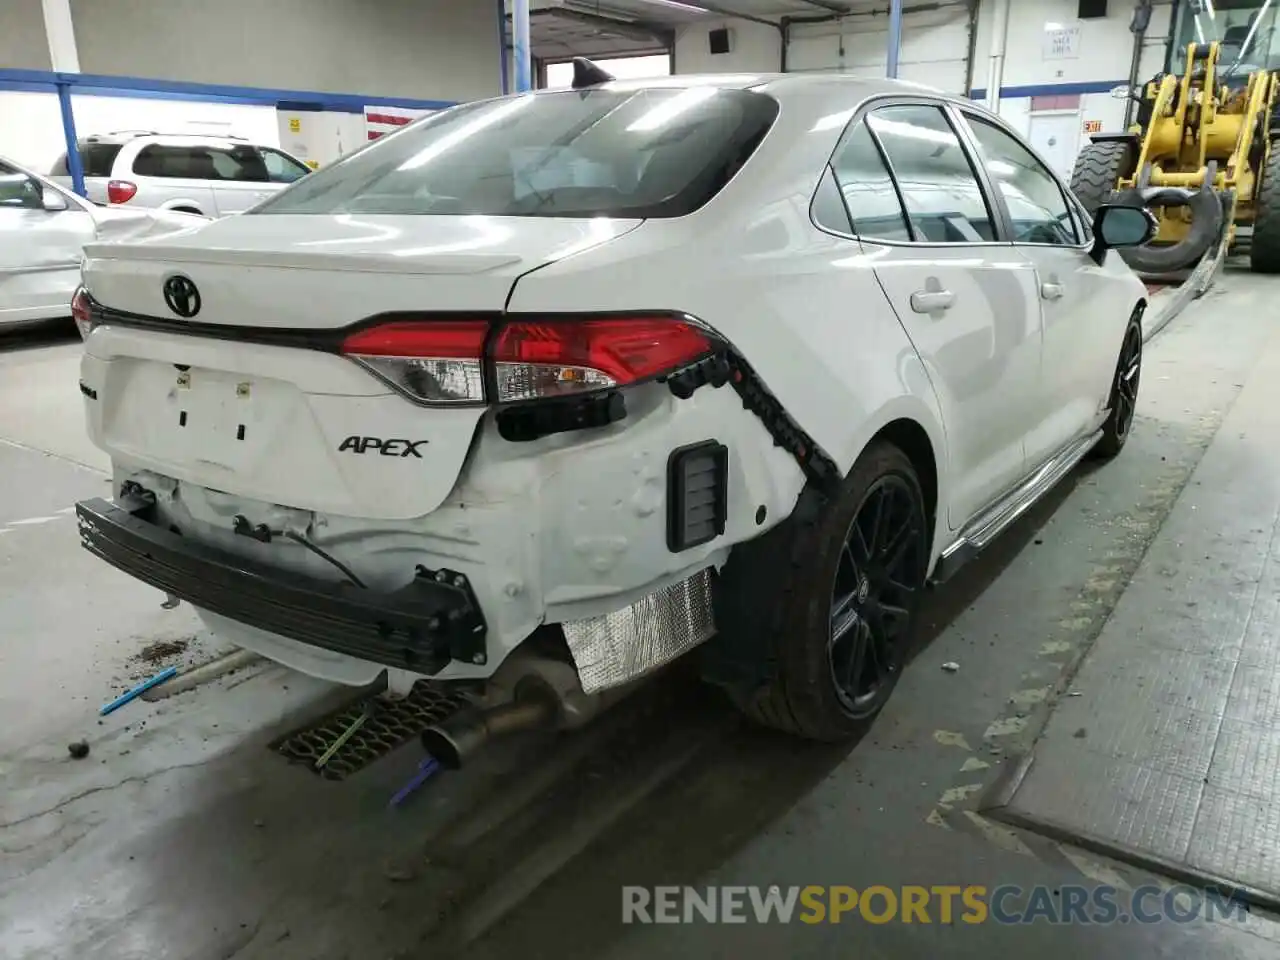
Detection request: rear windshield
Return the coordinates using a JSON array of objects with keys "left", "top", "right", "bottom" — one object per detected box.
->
[
  {"left": 253, "top": 87, "right": 779, "bottom": 219},
  {"left": 51, "top": 142, "right": 123, "bottom": 177}
]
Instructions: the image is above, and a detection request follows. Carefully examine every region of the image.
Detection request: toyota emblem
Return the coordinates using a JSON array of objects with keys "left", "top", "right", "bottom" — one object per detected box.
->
[{"left": 162, "top": 275, "right": 201, "bottom": 318}]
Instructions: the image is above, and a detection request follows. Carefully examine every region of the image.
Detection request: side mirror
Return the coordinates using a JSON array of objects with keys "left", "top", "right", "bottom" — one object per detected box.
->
[
  {"left": 1110, "top": 84, "right": 1142, "bottom": 101},
  {"left": 1090, "top": 203, "right": 1156, "bottom": 264},
  {"left": 41, "top": 187, "right": 69, "bottom": 212}
]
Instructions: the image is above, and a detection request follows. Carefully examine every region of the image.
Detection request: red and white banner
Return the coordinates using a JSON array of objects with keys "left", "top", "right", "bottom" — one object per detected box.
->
[{"left": 364, "top": 106, "right": 433, "bottom": 141}]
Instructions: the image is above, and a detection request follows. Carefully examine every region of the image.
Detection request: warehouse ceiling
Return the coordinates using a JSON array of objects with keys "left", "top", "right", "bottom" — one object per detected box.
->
[{"left": 520, "top": 0, "right": 903, "bottom": 62}]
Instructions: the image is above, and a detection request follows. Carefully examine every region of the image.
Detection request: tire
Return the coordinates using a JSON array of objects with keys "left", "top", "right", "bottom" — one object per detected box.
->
[
  {"left": 1091, "top": 312, "right": 1143, "bottom": 460},
  {"left": 710, "top": 442, "right": 930, "bottom": 742},
  {"left": 1070, "top": 140, "right": 1135, "bottom": 215},
  {"left": 1251, "top": 142, "right": 1280, "bottom": 273}
]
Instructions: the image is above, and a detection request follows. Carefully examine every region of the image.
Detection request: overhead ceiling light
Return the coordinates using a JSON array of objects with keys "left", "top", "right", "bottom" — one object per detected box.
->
[{"left": 632, "top": 0, "right": 712, "bottom": 13}]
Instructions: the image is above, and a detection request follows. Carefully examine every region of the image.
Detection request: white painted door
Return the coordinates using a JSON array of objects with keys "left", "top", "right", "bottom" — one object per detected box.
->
[
  {"left": 1026, "top": 113, "right": 1081, "bottom": 179},
  {"left": 842, "top": 104, "right": 1042, "bottom": 530},
  {"left": 960, "top": 111, "right": 1119, "bottom": 469}
]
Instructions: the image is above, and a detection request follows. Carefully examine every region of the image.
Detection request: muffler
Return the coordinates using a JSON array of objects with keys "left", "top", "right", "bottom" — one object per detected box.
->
[{"left": 420, "top": 651, "right": 634, "bottom": 769}]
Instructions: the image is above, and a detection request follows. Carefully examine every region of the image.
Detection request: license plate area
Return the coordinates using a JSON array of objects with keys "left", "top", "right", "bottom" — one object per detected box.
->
[{"left": 108, "top": 360, "right": 300, "bottom": 473}]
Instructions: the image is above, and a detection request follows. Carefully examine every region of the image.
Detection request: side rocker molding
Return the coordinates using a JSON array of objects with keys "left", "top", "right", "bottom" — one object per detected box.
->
[{"left": 932, "top": 430, "right": 1101, "bottom": 583}]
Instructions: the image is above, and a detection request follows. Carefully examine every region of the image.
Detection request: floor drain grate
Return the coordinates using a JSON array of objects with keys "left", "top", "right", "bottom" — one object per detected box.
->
[{"left": 273, "top": 682, "right": 474, "bottom": 780}]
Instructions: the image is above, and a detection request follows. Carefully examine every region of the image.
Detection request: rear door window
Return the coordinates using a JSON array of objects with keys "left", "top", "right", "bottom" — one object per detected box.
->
[
  {"left": 253, "top": 87, "right": 780, "bottom": 218},
  {"left": 866, "top": 104, "right": 997, "bottom": 243},
  {"left": 133, "top": 144, "right": 269, "bottom": 182}
]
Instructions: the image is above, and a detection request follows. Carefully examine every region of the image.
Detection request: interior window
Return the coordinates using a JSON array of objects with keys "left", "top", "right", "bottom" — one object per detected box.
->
[
  {"left": 964, "top": 115, "right": 1079, "bottom": 246},
  {"left": 827, "top": 120, "right": 912, "bottom": 242},
  {"left": 261, "top": 149, "right": 310, "bottom": 183},
  {"left": 866, "top": 105, "right": 995, "bottom": 243},
  {"left": 0, "top": 164, "right": 43, "bottom": 210}
]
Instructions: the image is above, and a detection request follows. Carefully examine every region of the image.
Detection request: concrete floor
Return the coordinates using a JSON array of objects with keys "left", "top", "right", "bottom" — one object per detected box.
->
[{"left": 3, "top": 277, "right": 1280, "bottom": 959}]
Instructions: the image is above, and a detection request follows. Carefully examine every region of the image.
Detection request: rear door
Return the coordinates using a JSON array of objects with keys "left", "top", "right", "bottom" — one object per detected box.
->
[
  {"left": 0, "top": 162, "right": 95, "bottom": 324},
  {"left": 838, "top": 102, "right": 1043, "bottom": 531},
  {"left": 957, "top": 110, "right": 1122, "bottom": 468}
]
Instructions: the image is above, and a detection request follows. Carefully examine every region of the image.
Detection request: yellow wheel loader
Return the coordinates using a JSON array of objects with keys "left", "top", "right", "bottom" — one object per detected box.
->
[{"left": 1070, "top": 0, "right": 1280, "bottom": 279}]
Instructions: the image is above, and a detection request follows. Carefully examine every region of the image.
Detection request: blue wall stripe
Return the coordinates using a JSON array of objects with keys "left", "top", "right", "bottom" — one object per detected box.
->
[
  {"left": 969, "top": 80, "right": 1129, "bottom": 100},
  {"left": 0, "top": 68, "right": 457, "bottom": 114}
]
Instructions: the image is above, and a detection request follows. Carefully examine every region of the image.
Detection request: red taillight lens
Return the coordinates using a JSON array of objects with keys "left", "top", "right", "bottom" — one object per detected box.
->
[
  {"left": 338, "top": 315, "right": 720, "bottom": 405},
  {"left": 71, "top": 287, "right": 95, "bottom": 340},
  {"left": 106, "top": 180, "right": 137, "bottom": 204},
  {"left": 340, "top": 320, "right": 488, "bottom": 404},
  {"left": 491, "top": 317, "right": 717, "bottom": 403}
]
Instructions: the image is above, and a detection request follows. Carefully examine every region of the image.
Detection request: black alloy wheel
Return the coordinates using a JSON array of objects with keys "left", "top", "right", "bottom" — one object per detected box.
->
[
  {"left": 828, "top": 475, "right": 924, "bottom": 719},
  {"left": 1112, "top": 322, "right": 1142, "bottom": 443}
]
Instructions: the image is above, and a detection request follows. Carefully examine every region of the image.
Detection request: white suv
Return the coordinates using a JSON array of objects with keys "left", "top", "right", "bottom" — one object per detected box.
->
[
  {"left": 72, "top": 72, "right": 1152, "bottom": 754},
  {"left": 50, "top": 132, "right": 310, "bottom": 218}
]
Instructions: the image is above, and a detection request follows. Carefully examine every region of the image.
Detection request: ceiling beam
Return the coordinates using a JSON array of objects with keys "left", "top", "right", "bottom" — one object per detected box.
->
[
  {"left": 792, "top": 0, "right": 854, "bottom": 11},
  {"left": 531, "top": 7, "right": 675, "bottom": 46}
]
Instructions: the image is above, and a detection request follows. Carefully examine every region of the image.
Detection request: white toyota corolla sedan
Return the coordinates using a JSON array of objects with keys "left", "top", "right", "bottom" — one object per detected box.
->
[{"left": 72, "top": 69, "right": 1152, "bottom": 750}]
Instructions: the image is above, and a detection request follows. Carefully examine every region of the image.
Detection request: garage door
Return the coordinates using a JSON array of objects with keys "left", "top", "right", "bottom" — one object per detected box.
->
[{"left": 786, "top": 2, "right": 973, "bottom": 95}]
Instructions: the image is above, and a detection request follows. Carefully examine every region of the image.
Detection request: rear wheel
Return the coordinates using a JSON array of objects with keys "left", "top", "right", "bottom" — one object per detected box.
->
[
  {"left": 1070, "top": 140, "right": 1135, "bottom": 216},
  {"left": 1251, "top": 141, "right": 1280, "bottom": 273},
  {"left": 723, "top": 442, "right": 929, "bottom": 741}
]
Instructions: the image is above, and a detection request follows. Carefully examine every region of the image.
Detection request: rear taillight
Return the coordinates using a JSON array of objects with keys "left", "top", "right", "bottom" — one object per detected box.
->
[
  {"left": 491, "top": 317, "right": 717, "bottom": 403},
  {"left": 339, "top": 315, "right": 720, "bottom": 406},
  {"left": 340, "top": 320, "right": 489, "bottom": 404},
  {"left": 106, "top": 180, "right": 137, "bottom": 204},
  {"left": 71, "top": 287, "right": 95, "bottom": 340}
]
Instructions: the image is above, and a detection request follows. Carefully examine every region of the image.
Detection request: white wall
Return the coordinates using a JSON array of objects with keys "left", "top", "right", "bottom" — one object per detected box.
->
[
  {"left": 786, "top": 3, "right": 973, "bottom": 93},
  {"left": 973, "top": 0, "right": 1171, "bottom": 90},
  {"left": 0, "top": 92, "right": 64, "bottom": 171},
  {"left": 70, "top": 0, "right": 501, "bottom": 102},
  {"left": 675, "top": 19, "right": 781, "bottom": 74}
]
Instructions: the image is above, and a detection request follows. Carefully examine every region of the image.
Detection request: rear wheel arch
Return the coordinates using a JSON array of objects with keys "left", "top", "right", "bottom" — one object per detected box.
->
[{"left": 870, "top": 418, "right": 937, "bottom": 537}]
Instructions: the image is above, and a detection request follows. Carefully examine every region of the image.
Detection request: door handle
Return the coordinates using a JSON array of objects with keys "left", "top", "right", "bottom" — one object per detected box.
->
[
  {"left": 910, "top": 289, "right": 954, "bottom": 314},
  {"left": 1041, "top": 281, "right": 1064, "bottom": 301}
]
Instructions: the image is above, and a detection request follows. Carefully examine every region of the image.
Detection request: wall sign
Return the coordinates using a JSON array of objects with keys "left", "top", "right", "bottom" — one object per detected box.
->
[
  {"left": 288, "top": 117, "right": 301, "bottom": 133},
  {"left": 1043, "top": 21, "right": 1082, "bottom": 60},
  {"left": 1083, "top": 119, "right": 1102, "bottom": 133}
]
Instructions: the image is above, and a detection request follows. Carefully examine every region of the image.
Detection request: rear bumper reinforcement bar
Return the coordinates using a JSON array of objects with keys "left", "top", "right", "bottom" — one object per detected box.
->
[{"left": 75, "top": 495, "right": 487, "bottom": 674}]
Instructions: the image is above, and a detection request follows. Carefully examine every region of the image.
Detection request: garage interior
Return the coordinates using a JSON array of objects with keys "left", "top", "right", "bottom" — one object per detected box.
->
[{"left": 5, "top": 0, "right": 1280, "bottom": 958}]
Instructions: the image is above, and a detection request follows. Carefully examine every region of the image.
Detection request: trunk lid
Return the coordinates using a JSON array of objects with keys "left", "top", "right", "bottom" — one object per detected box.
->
[
  {"left": 81, "top": 214, "right": 641, "bottom": 520},
  {"left": 82, "top": 213, "right": 641, "bottom": 321}
]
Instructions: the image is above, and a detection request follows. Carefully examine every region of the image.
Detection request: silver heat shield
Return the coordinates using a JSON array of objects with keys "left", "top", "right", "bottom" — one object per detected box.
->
[{"left": 560, "top": 568, "right": 716, "bottom": 694}]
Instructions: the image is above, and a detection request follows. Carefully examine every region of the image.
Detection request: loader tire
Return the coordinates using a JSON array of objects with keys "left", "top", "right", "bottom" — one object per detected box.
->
[
  {"left": 1251, "top": 143, "right": 1280, "bottom": 274},
  {"left": 1070, "top": 140, "right": 1135, "bottom": 215}
]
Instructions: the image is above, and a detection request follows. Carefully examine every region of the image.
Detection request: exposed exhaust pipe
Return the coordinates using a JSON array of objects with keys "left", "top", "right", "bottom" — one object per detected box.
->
[
  {"left": 420, "top": 651, "right": 635, "bottom": 769},
  {"left": 421, "top": 696, "right": 556, "bottom": 770}
]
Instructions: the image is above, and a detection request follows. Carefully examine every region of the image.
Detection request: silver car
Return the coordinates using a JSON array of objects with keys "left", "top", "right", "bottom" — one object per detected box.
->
[
  {"left": 0, "top": 155, "right": 204, "bottom": 330},
  {"left": 49, "top": 132, "right": 311, "bottom": 218}
]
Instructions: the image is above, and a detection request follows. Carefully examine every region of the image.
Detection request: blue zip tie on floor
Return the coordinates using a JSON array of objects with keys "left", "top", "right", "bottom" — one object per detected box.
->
[
  {"left": 389, "top": 756, "right": 440, "bottom": 808},
  {"left": 99, "top": 666, "right": 178, "bottom": 716}
]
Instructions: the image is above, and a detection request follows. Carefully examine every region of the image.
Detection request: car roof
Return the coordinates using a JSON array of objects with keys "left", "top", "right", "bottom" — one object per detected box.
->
[
  {"left": 81, "top": 131, "right": 251, "bottom": 146},
  {"left": 561, "top": 72, "right": 949, "bottom": 100}
]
